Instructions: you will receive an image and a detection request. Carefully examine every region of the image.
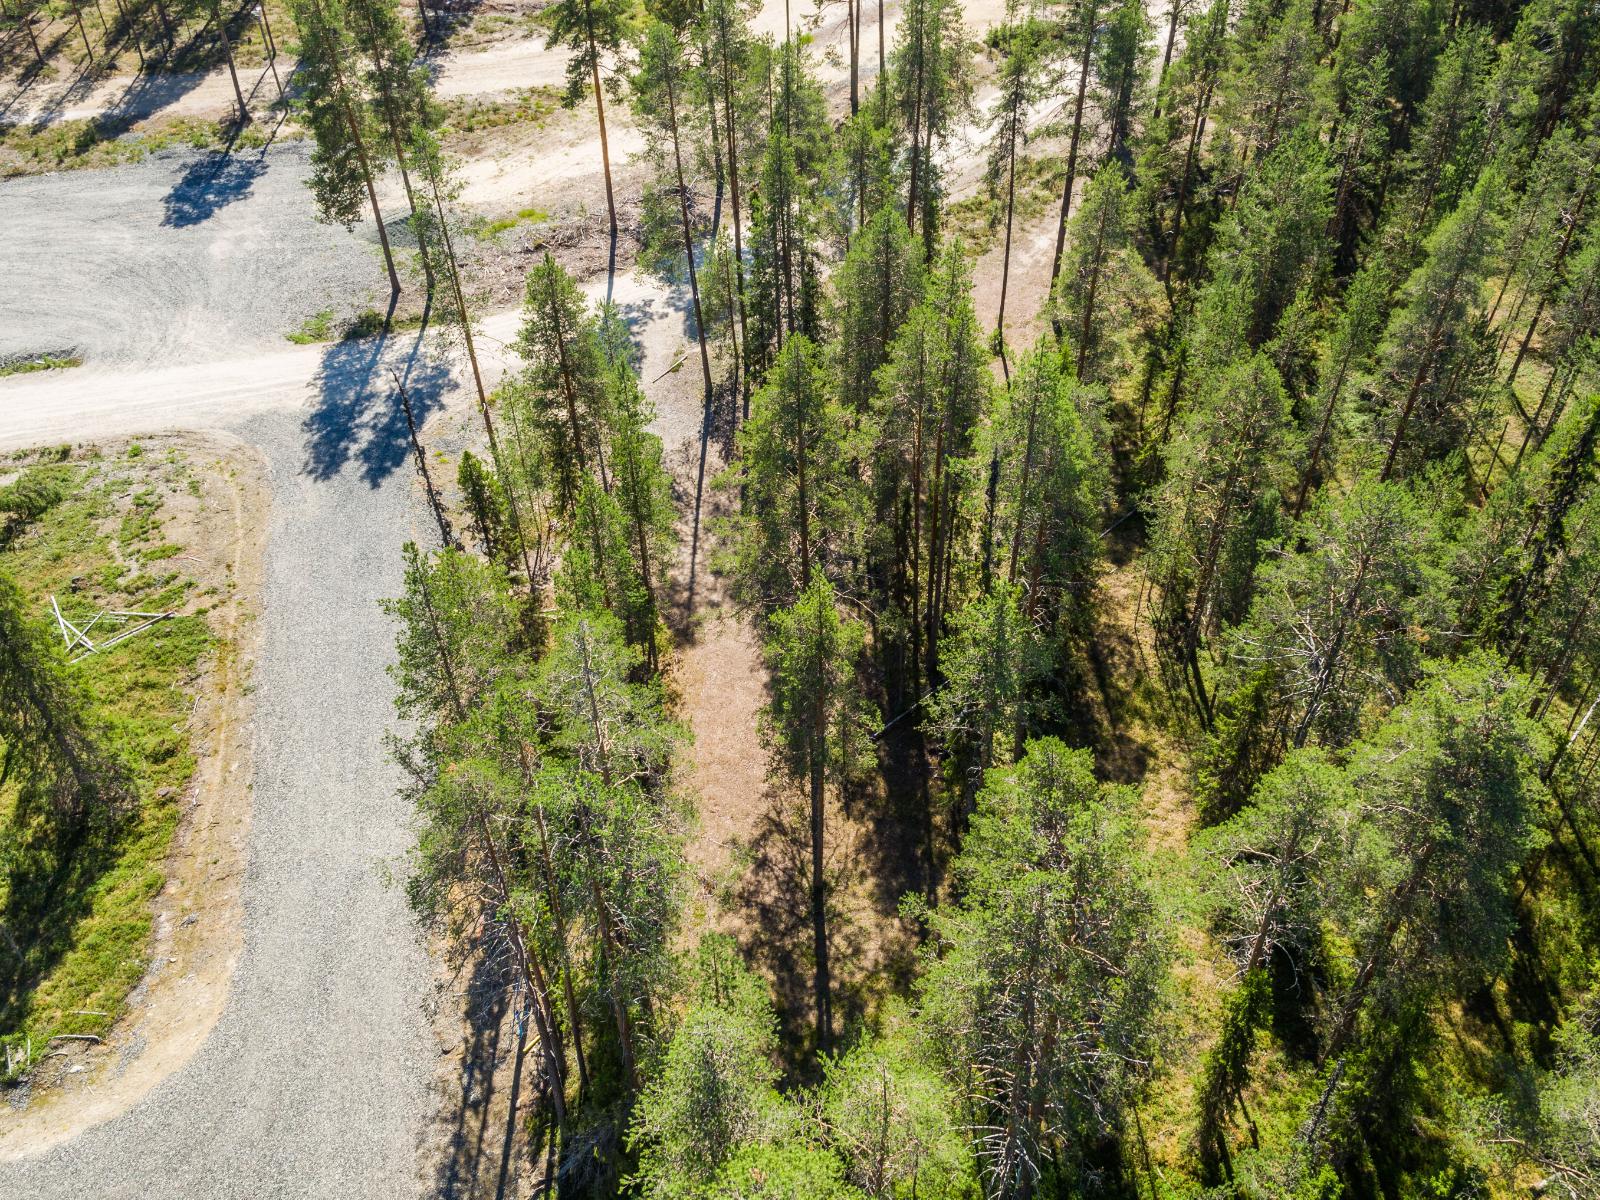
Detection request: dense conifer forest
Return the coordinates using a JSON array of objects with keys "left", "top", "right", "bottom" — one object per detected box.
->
[
  {"left": 8, "top": 0, "right": 1592, "bottom": 1193},
  {"left": 367, "top": 0, "right": 1600, "bottom": 1195}
]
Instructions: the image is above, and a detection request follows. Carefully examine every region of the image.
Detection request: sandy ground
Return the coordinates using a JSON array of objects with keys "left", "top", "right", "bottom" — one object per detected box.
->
[
  {"left": 1, "top": 0, "right": 1014, "bottom": 129},
  {"left": 0, "top": 431, "right": 268, "bottom": 1159}
]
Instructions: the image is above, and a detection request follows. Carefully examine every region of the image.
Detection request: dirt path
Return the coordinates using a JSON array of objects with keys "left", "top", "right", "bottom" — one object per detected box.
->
[{"left": 1, "top": 35, "right": 565, "bottom": 128}]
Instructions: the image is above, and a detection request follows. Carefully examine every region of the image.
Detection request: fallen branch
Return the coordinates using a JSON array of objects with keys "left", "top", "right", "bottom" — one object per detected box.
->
[{"left": 49, "top": 1033, "right": 103, "bottom": 1044}]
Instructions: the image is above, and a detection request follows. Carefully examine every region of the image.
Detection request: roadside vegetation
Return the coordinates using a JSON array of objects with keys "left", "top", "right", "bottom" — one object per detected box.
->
[
  {"left": 0, "top": 354, "right": 82, "bottom": 378},
  {"left": 0, "top": 112, "right": 283, "bottom": 177},
  {"left": 0, "top": 444, "right": 219, "bottom": 1083}
]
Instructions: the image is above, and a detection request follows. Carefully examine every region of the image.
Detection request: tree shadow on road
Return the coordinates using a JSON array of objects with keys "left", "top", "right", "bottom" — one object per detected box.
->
[
  {"left": 160, "top": 131, "right": 270, "bottom": 227},
  {"left": 302, "top": 306, "right": 455, "bottom": 488}
]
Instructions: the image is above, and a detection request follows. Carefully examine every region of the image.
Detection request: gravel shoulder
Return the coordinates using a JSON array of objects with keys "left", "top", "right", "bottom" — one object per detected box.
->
[{"left": 0, "top": 141, "right": 384, "bottom": 369}]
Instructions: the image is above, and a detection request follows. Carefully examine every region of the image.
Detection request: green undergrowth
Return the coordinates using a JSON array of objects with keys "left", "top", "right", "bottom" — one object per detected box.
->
[
  {"left": 0, "top": 443, "right": 218, "bottom": 1083},
  {"left": 468, "top": 205, "right": 552, "bottom": 241},
  {"left": 285, "top": 306, "right": 427, "bottom": 344},
  {"left": 0, "top": 113, "right": 282, "bottom": 178}
]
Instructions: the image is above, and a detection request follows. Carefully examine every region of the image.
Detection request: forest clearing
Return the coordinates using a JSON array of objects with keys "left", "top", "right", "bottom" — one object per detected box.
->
[{"left": 2, "top": 0, "right": 1599, "bottom": 1198}]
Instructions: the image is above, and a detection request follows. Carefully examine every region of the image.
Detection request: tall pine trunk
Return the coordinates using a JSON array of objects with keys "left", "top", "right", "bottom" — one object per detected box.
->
[
  {"left": 664, "top": 58, "right": 717, "bottom": 612},
  {"left": 1048, "top": 14, "right": 1097, "bottom": 295},
  {"left": 584, "top": 0, "right": 619, "bottom": 247}
]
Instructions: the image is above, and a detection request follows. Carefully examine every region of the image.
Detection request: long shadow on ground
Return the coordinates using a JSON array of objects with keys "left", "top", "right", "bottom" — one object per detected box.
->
[
  {"left": 160, "top": 143, "right": 270, "bottom": 226},
  {"left": 728, "top": 778, "right": 922, "bottom": 1082},
  {"left": 430, "top": 913, "right": 553, "bottom": 1200},
  {"left": 302, "top": 311, "right": 454, "bottom": 487}
]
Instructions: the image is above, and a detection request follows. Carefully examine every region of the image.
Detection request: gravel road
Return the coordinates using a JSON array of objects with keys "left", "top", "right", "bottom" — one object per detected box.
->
[
  {"left": 0, "top": 147, "right": 474, "bottom": 1197},
  {"left": 0, "top": 399, "right": 441, "bottom": 1198},
  {"left": 0, "top": 141, "right": 383, "bottom": 369},
  {"left": 0, "top": 61, "right": 765, "bottom": 1191}
]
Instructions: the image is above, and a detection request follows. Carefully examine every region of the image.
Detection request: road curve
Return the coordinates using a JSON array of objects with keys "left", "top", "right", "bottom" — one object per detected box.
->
[
  {"left": 2, "top": 399, "right": 437, "bottom": 1199},
  {"left": 0, "top": 147, "right": 499, "bottom": 1197}
]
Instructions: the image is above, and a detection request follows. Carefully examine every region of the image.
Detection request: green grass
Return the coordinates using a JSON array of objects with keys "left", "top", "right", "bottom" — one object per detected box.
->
[
  {"left": 285, "top": 307, "right": 427, "bottom": 344},
  {"left": 0, "top": 354, "right": 82, "bottom": 378},
  {"left": 469, "top": 206, "right": 554, "bottom": 242},
  {"left": 0, "top": 113, "right": 287, "bottom": 179},
  {"left": 0, "top": 446, "right": 216, "bottom": 1082},
  {"left": 442, "top": 87, "right": 561, "bottom": 135},
  {"left": 285, "top": 309, "right": 338, "bottom": 344}
]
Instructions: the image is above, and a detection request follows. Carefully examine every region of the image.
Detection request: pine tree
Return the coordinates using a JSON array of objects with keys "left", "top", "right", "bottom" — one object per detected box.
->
[
  {"left": 891, "top": 0, "right": 973, "bottom": 248},
  {"left": 1207, "top": 0, "right": 1321, "bottom": 209},
  {"left": 730, "top": 334, "right": 864, "bottom": 611},
  {"left": 698, "top": 0, "right": 759, "bottom": 399},
  {"left": 1147, "top": 353, "right": 1293, "bottom": 726},
  {"left": 1044, "top": 0, "right": 1107, "bottom": 298},
  {"left": 515, "top": 253, "right": 611, "bottom": 512},
  {"left": 629, "top": 938, "right": 782, "bottom": 1196},
  {"left": 924, "top": 582, "right": 1046, "bottom": 816},
  {"left": 1370, "top": 171, "right": 1502, "bottom": 481},
  {"left": 830, "top": 205, "right": 923, "bottom": 422},
  {"left": 742, "top": 37, "right": 832, "bottom": 362},
  {"left": 1185, "top": 128, "right": 1332, "bottom": 374},
  {"left": 632, "top": 19, "right": 717, "bottom": 425},
  {"left": 872, "top": 243, "right": 990, "bottom": 691},
  {"left": 1151, "top": 0, "right": 1198, "bottom": 124},
  {"left": 986, "top": 339, "right": 1108, "bottom": 639},
  {"left": 761, "top": 577, "right": 873, "bottom": 1056},
  {"left": 1302, "top": 655, "right": 1547, "bottom": 1161},
  {"left": 983, "top": 4, "right": 1042, "bottom": 374},
  {"left": 1144, "top": 0, "right": 1230, "bottom": 278},
  {"left": 1095, "top": 0, "right": 1151, "bottom": 164},
  {"left": 603, "top": 349, "right": 677, "bottom": 671},
  {"left": 918, "top": 738, "right": 1168, "bottom": 1198},
  {"left": 288, "top": 0, "right": 401, "bottom": 294},
  {"left": 1500, "top": 128, "right": 1600, "bottom": 390},
  {"left": 820, "top": 1038, "right": 972, "bottom": 1197},
  {"left": 1388, "top": 26, "right": 1496, "bottom": 257},
  {"left": 1193, "top": 750, "right": 1349, "bottom": 1173},
  {"left": 456, "top": 449, "right": 509, "bottom": 564},
  {"left": 383, "top": 546, "right": 579, "bottom": 1121},
  {"left": 534, "top": 610, "right": 685, "bottom": 1090},
  {"left": 1327, "top": 46, "right": 1393, "bottom": 268},
  {"left": 344, "top": 0, "right": 439, "bottom": 280},
  {"left": 1053, "top": 163, "right": 1154, "bottom": 383},
  {"left": 1293, "top": 254, "right": 1394, "bottom": 514},
  {"left": 546, "top": 0, "right": 629, "bottom": 249},
  {"left": 1203, "top": 477, "right": 1453, "bottom": 811}
]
